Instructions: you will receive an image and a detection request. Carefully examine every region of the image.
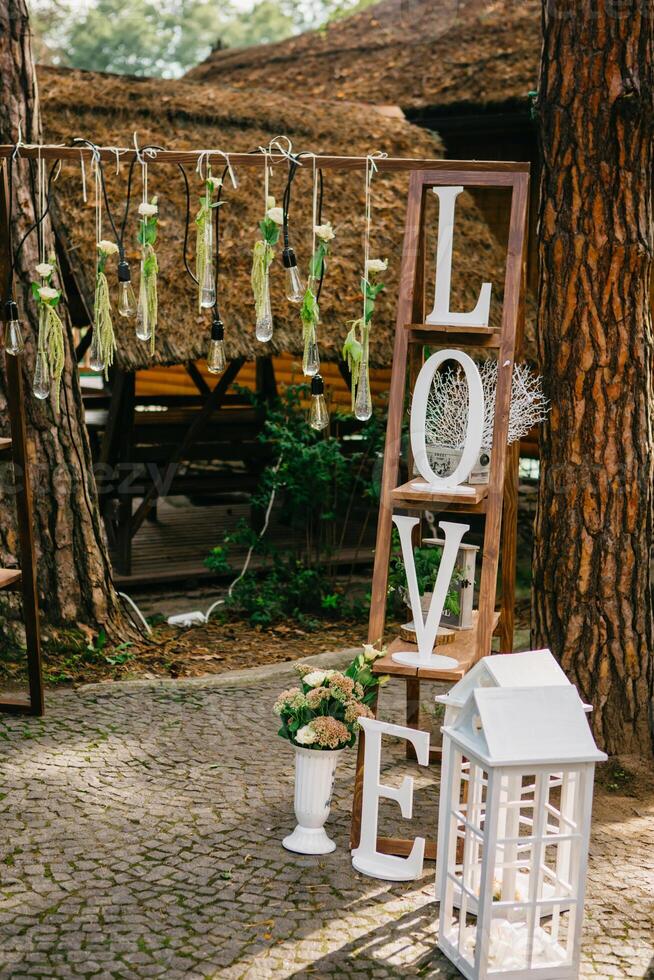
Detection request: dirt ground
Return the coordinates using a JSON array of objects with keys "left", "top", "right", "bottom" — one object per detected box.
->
[{"left": 0, "top": 582, "right": 532, "bottom": 690}]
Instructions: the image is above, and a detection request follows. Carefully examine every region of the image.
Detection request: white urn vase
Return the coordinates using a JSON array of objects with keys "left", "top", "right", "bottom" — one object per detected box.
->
[{"left": 283, "top": 745, "right": 343, "bottom": 855}]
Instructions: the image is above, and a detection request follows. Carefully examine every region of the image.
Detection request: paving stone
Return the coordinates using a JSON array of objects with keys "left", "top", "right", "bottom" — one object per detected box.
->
[{"left": 0, "top": 664, "right": 652, "bottom": 979}]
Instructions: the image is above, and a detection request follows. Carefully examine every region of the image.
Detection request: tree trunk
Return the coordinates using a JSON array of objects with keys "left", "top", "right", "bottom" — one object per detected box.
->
[
  {"left": 532, "top": 1, "right": 654, "bottom": 755},
  {"left": 0, "top": 1, "right": 128, "bottom": 638}
]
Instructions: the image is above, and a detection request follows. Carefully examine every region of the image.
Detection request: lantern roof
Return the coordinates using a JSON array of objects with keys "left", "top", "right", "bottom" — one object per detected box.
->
[
  {"left": 444, "top": 685, "right": 607, "bottom": 767},
  {"left": 436, "top": 649, "right": 570, "bottom": 710}
]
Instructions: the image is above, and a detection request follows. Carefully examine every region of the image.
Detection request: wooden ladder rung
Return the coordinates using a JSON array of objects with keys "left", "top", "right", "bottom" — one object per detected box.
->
[
  {"left": 0, "top": 568, "right": 22, "bottom": 590},
  {"left": 0, "top": 698, "right": 33, "bottom": 713},
  {"left": 391, "top": 479, "right": 488, "bottom": 511},
  {"left": 406, "top": 324, "right": 502, "bottom": 349}
]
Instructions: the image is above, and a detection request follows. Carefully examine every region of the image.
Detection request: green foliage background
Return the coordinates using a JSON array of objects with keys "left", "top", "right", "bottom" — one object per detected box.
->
[{"left": 28, "top": 0, "right": 377, "bottom": 78}]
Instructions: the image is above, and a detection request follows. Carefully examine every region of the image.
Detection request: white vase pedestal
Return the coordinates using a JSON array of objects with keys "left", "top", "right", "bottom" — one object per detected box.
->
[{"left": 283, "top": 745, "right": 343, "bottom": 855}]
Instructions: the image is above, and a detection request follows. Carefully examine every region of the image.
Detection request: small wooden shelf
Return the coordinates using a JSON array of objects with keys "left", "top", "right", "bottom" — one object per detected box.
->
[
  {"left": 406, "top": 323, "right": 501, "bottom": 349},
  {"left": 0, "top": 568, "right": 22, "bottom": 590},
  {"left": 373, "top": 611, "right": 501, "bottom": 682},
  {"left": 391, "top": 479, "right": 488, "bottom": 510},
  {"left": 0, "top": 437, "right": 12, "bottom": 459}
]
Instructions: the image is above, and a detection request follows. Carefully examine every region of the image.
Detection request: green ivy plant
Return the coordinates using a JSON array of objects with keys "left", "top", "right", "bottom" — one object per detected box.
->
[
  {"left": 387, "top": 528, "right": 462, "bottom": 617},
  {"left": 31, "top": 257, "right": 65, "bottom": 411}
]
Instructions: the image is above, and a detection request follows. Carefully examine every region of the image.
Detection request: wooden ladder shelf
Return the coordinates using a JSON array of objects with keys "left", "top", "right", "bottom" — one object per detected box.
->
[
  {"left": 0, "top": 350, "right": 44, "bottom": 715},
  {"left": 350, "top": 163, "right": 529, "bottom": 856}
]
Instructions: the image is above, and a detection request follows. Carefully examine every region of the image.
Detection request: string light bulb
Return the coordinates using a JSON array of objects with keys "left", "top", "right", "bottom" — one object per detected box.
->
[
  {"left": 117, "top": 260, "right": 137, "bottom": 318},
  {"left": 3, "top": 301, "right": 25, "bottom": 355},
  {"left": 207, "top": 315, "right": 226, "bottom": 374},
  {"left": 282, "top": 247, "right": 304, "bottom": 303},
  {"left": 309, "top": 374, "right": 329, "bottom": 431}
]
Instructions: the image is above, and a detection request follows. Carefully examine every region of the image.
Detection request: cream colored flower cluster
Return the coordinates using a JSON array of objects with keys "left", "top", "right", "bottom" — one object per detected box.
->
[
  {"left": 273, "top": 686, "right": 306, "bottom": 716},
  {"left": 296, "top": 716, "right": 350, "bottom": 749}
]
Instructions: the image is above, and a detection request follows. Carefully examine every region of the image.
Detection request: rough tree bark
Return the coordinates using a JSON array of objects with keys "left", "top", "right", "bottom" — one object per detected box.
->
[
  {"left": 532, "top": 1, "right": 654, "bottom": 755},
  {"left": 0, "top": 1, "right": 128, "bottom": 638}
]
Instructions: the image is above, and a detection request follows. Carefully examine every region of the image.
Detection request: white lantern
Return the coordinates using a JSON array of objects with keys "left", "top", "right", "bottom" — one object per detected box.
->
[
  {"left": 437, "top": 686, "right": 606, "bottom": 980},
  {"left": 434, "top": 650, "right": 589, "bottom": 904},
  {"left": 435, "top": 649, "right": 577, "bottom": 728}
]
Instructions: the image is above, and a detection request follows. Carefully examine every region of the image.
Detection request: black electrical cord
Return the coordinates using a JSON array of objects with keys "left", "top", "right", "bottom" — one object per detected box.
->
[
  {"left": 5, "top": 156, "right": 61, "bottom": 303},
  {"left": 315, "top": 168, "right": 326, "bottom": 302}
]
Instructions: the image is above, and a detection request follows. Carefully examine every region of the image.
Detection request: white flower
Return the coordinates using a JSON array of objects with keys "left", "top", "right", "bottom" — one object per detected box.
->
[
  {"left": 363, "top": 643, "right": 379, "bottom": 662},
  {"left": 266, "top": 195, "right": 276, "bottom": 210},
  {"left": 314, "top": 222, "right": 335, "bottom": 242},
  {"left": 303, "top": 670, "right": 327, "bottom": 688},
  {"left": 366, "top": 258, "right": 388, "bottom": 275},
  {"left": 295, "top": 724, "right": 317, "bottom": 746},
  {"left": 138, "top": 202, "right": 158, "bottom": 217},
  {"left": 97, "top": 239, "right": 119, "bottom": 255},
  {"left": 266, "top": 206, "right": 284, "bottom": 225},
  {"left": 38, "top": 286, "right": 59, "bottom": 303},
  {"left": 35, "top": 262, "right": 53, "bottom": 278}
]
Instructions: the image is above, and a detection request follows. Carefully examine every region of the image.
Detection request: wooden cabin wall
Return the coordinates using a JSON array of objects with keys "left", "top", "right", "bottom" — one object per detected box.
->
[{"left": 134, "top": 354, "right": 392, "bottom": 411}]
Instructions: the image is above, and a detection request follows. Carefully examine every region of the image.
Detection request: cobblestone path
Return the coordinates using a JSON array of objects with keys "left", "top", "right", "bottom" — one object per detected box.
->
[{"left": 0, "top": 655, "right": 652, "bottom": 979}]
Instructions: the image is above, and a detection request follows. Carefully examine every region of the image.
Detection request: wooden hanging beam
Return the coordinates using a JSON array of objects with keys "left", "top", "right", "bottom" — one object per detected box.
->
[{"left": 0, "top": 146, "right": 531, "bottom": 174}]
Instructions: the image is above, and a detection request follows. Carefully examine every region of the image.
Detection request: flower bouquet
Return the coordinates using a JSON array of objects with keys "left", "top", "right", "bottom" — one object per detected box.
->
[{"left": 274, "top": 644, "right": 388, "bottom": 855}]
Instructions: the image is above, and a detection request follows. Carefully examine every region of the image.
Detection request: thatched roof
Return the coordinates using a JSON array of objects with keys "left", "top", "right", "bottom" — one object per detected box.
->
[
  {"left": 37, "top": 65, "right": 512, "bottom": 371},
  {"left": 187, "top": 0, "right": 541, "bottom": 113}
]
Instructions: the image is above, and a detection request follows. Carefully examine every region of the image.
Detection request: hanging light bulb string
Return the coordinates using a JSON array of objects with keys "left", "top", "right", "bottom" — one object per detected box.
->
[{"left": 5, "top": 153, "right": 61, "bottom": 302}]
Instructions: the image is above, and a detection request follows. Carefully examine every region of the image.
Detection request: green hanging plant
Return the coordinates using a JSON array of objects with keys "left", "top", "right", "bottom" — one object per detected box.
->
[
  {"left": 137, "top": 198, "right": 159, "bottom": 354},
  {"left": 343, "top": 258, "right": 387, "bottom": 415},
  {"left": 93, "top": 239, "right": 118, "bottom": 377},
  {"left": 300, "top": 221, "right": 335, "bottom": 377},
  {"left": 251, "top": 196, "right": 282, "bottom": 338},
  {"left": 195, "top": 175, "right": 221, "bottom": 313},
  {"left": 31, "top": 257, "right": 65, "bottom": 411}
]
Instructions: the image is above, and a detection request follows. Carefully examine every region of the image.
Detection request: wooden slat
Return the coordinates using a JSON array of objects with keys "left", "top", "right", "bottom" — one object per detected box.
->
[
  {"left": 375, "top": 838, "right": 438, "bottom": 861},
  {"left": 0, "top": 698, "right": 33, "bottom": 713},
  {"left": 391, "top": 479, "right": 488, "bottom": 509},
  {"left": 407, "top": 327, "right": 502, "bottom": 349},
  {"left": 0, "top": 568, "right": 22, "bottom": 590},
  {"left": 0, "top": 146, "right": 532, "bottom": 175},
  {"left": 0, "top": 437, "right": 11, "bottom": 459},
  {"left": 407, "top": 322, "right": 499, "bottom": 334},
  {"left": 373, "top": 611, "right": 502, "bottom": 682}
]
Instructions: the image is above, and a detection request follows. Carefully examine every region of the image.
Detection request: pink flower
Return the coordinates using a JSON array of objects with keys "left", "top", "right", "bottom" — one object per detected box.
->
[{"left": 310, "top": 716, "right": 351, "bottom": 749}]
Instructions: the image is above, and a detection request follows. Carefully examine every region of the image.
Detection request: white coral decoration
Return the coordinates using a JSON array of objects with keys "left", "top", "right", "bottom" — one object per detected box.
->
[
  {"left": 455, "top": 918, "right": 567, "bottom": 970},
  {"left": 295, "top": 724, "right": 317, "bottom": 746},
  {"left": 303, "top": 670, "right": 327, "bottom": 688},
  {"left": 423, "top": 359, "right": 549, "bottom": 452},
  {"left": 138, "top": 201, "right": 158, "bottom": 217},
  {"left": 266, "top": 206, "right": 284, "bottom": 225}
]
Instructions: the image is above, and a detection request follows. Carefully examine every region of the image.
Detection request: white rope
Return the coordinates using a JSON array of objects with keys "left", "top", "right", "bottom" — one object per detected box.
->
[
  {"left": 361, "top": 151, "right": 386, "bottom": 319},
  {"left": 79, "top": 150, "right": 88, "bottom": 204},
  {"left": 117, "top": 591, "right": 152, "bottom": 636},
  {"left": 204, "top": 454, "right": 283, "bottom": 621}
]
